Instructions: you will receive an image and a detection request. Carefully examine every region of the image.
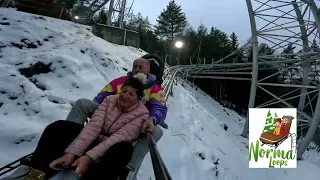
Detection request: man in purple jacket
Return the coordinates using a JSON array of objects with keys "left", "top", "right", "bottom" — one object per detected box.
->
[
  {"left": 65, "top": 57, "right": 168, "bottom": 177},
  {"left": 66, "top": 57, "right": 167, "bottom": 132}
]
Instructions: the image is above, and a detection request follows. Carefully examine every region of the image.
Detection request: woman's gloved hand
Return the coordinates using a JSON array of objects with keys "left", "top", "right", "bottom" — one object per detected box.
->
[
  {"left": 72, "top": 155, "right": 93, "bottom": 175},
  {"left": 49, "top": 153, "right": 75, "bottom": 170}
]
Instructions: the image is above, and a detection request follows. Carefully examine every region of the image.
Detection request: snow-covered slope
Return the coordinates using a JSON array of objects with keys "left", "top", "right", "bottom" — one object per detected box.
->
[
  {"left": 138, "top": 81, "right": 320, "bottom": 179},
  {"left": 1, "top": 8, "right": 320, "bottom": 180},
  {"left": 0, "top": 8, "right": 145, "bottom": 165}
]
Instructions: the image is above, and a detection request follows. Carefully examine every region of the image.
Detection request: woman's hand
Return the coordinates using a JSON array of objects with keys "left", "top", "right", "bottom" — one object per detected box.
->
[
  {"left": 72, "top": 155, "right": 93, "bottom": 175},
  {"left": 141, "top": 118, "right": 156, "bottom": 133},
  {"left": 49, "top": 153, "right": 75, "bottom": 170}
]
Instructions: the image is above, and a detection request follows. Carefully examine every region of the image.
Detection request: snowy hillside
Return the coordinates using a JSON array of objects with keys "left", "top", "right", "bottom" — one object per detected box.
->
[
  {"left": 138, "top": 81, "right": 320, "bottom": 180},
  {"left": 1, "top": 8, "right": 320, "bottom": 180},
  {"left": 0, "top": 8, "right": 145, "bottom": 165}
]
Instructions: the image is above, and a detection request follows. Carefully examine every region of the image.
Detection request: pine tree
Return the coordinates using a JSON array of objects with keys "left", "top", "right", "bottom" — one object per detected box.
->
[
  {"left": 281, "top": 42, "right": 296, "bottom": 59},
  {"left": 154, "top": 0, "right": 187, "bottom": 40},
  {"left": 98, "top": 9, "right": 107, "bottom": 24},
  {"left": 57, "top": 0, "right": 77, "bottom": 9},
  {"left": 259, "top": 43, "right": 275, "bottom": 55},
  {"left": 230, "top": 32, "right": 239, "bottom": 51},
  {"left": 124, "top": 12, "right": 152, "bottom": 33},
  {"left": 262, "top": 110, "right": 276, "bottom": 133},
  {"left": 310, "top": 39, "right": 320, "bottom": 81},
  {"left": 227, "top": 32, "right": 244, "bottom": 63},
  {"left": 197, "top": 24, "right": 208, "bottom": 37},
  {"left": 267, "top": 110, "right": 271, "bottom": 117}
]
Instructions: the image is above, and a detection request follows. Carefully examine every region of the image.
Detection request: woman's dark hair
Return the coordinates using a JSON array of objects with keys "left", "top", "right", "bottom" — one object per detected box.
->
[{"left": 122, "top": 78, "right": 144, "bottom": 100}]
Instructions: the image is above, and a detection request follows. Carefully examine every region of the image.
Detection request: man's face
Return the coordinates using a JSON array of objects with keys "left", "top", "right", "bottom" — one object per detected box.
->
[
  {"left": 132, "top": 58, "right": 150, "bottom": 75},
  {"left": 282, "top": 118, "right": 290, "bottom": 124}
]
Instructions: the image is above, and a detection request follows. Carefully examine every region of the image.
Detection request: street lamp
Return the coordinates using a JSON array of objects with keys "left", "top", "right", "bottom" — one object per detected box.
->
[
  {"left": 74, "top": 16, "right": 79, "bottom": 20},
  {"left": 175, "top": 41, "right": 183, "bottom": 48},
  {"left": 174, "top": 41, "right": 183, "bottom": 65}
]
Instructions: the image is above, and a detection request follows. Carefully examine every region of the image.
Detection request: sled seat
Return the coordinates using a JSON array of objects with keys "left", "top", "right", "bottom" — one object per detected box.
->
[
  {"left": 259, "top": 120, "right": 292, "bottom": 145},
  {"left": 259, "top": 132, "right": 288, "bottom": 145},
  {"left": 18, "top": 126, "right": 164, "bottom": 180}
]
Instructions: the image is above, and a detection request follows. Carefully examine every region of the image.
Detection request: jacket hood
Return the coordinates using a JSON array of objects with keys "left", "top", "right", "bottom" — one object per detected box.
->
[{"left": 127, "top": 71, "right": 156, "bottom": 86}]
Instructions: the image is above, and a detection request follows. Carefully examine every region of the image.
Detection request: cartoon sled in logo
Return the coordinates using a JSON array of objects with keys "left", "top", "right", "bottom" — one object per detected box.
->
[{"left": 259, "top": 115, "right": 296, "bottom": 149}]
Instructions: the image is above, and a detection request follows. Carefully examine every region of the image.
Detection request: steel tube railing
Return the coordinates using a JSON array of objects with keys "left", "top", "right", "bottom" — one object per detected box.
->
[{"left": 147, "top": 131, "right": 172, "bottom": 180}]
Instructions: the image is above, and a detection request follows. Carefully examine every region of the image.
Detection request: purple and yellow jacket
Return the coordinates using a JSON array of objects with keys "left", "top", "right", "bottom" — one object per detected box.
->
[{"left": 93, "top": 72, "right": 167, "bottom": 124}]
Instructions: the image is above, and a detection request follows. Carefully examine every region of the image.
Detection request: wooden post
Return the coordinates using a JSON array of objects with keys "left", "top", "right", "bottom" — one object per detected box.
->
[
  {"left": 123, "top": 29, "right": 127, "bottom": 46},
  {"left": 59, "top": 5, "right": 65, "bottom": 19},
  {"left": 4, "top": 0, "right": 12, "bottom": 7}
]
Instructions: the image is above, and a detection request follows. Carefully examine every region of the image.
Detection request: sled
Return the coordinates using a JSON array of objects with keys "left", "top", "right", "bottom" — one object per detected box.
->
[
  {"left": 0, "top": 154, "right": 78, "bottom": 180},
  {"left": 0, "top": 135, "right": 165, "bottom": 180},
  {"left": 0, "top": 53, "right": 170, "bottom": 180},
  {"left": 1, "top": 166, "right": 79, "bottom": 180},
  {"left": 0, "top": 150, "right": 132, "bottom": 180},
  {"left": 0, "top": 131, "right": 163, "bottom": 180},
  {"left": 259, "top": 119, "right": 292, "bottom": 149}
]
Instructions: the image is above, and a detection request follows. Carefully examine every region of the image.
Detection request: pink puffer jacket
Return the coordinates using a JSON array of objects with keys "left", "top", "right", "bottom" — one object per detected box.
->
[{"left": 65, "top": 95, "right": 149, "bottom": 161}]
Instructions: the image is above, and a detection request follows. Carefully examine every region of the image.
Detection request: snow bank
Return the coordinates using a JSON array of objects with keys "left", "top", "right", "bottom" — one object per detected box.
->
[
  {"left": 0, "top": 8, "right": 145, "bottom": 165},
  {"left": 0, "top": 8, "right": 319, "bottom": 180},
  {"left": 137, "top": 82, "right": 320, "bottom": 179}
]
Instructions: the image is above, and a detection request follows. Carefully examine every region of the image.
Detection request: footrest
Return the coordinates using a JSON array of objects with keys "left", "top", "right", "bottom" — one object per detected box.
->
[{"left": 20, "top": 157, "right": 32, "bottom": 167}]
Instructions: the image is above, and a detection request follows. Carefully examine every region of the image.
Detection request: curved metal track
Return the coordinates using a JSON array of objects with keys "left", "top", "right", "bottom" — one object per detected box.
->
[{"left": 162, "top": 0, "right": 320, "bottom": 160}]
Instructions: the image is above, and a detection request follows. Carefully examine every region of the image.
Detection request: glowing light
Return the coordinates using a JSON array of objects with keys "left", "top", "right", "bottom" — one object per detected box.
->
[{"left": 175, "top": 41, "right": 183, "bottom": 48}]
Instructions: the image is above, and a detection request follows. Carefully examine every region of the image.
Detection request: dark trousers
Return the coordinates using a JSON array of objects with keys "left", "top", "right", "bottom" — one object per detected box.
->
[{"left": 31, "top": 120, "right": 134, "bottom": 180}]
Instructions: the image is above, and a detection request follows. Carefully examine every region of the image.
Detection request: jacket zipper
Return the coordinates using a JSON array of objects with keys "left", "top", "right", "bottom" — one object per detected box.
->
[{"left": 99, "top": 109, "right": 123, "bottom": 142}]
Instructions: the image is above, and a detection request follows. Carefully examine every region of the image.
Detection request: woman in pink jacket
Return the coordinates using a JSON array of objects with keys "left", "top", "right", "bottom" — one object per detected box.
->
[{"left": 29, "top": 77, "right": 149, "bottom": 179}]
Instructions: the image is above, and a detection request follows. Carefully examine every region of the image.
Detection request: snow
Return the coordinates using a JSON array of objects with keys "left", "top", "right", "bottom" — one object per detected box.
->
[
  {"left": 0, "top": 7, "right": 145, "bottom": 166},
  {"left": 138, "top": 82, "right": 320, "bottom": 179},
  {"left": 1, "top": 8, "right": 320, "bottom": 180}
]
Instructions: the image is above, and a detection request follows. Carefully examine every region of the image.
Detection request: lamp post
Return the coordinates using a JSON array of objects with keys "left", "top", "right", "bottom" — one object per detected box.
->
[{"left": 175, "top": 41, "right": 183, "bottom": 65}]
